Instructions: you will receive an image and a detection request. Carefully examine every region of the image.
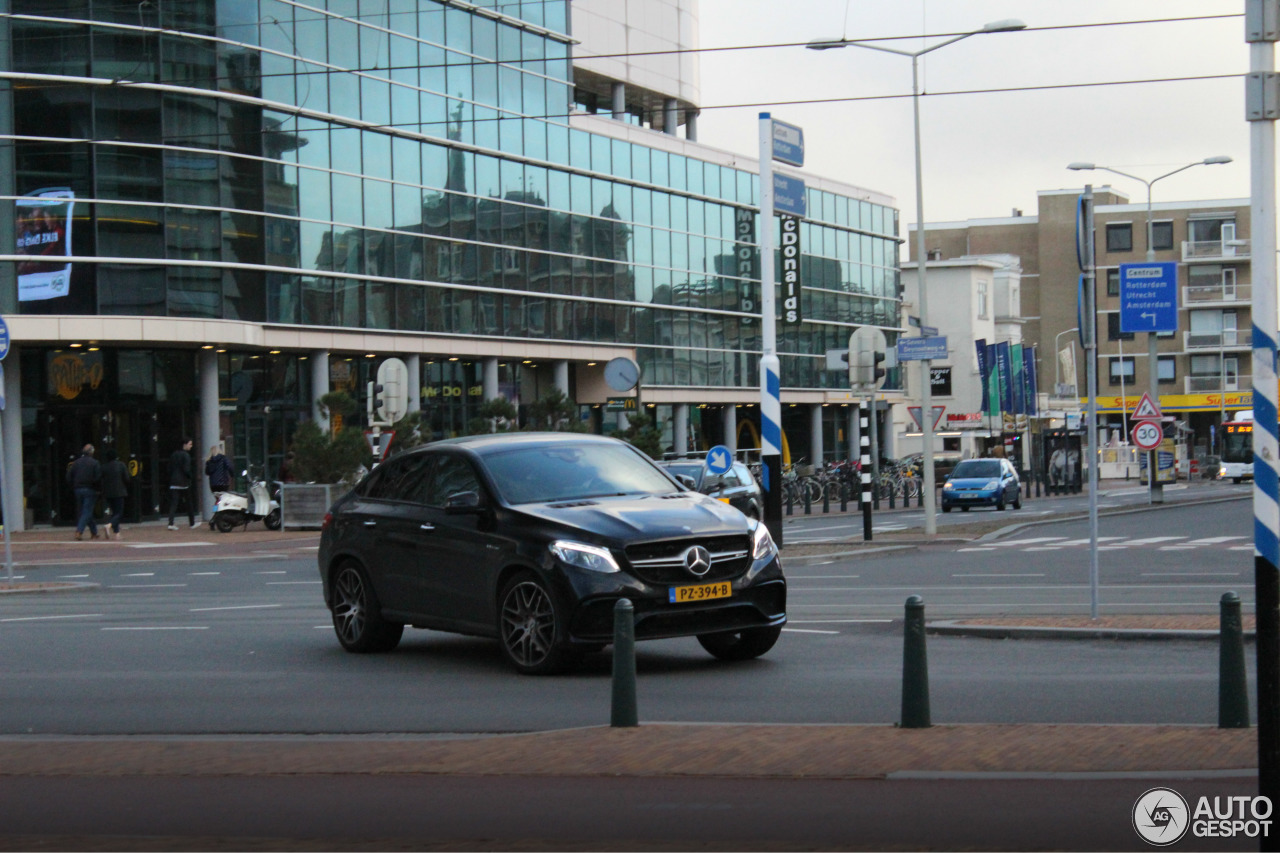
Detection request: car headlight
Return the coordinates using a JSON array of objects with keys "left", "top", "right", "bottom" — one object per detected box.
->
[
  {"left": 984, "top": 480, "right": 999, "bottom": 490},
  {"left": 943, "top": 481, "right": 954, "bottom": 491},
  {"left": 751, "top": 522, "right": 777, "bottom": 560},
  {"left": 550, "top": 540, "right": 620, "bottom": 573}
]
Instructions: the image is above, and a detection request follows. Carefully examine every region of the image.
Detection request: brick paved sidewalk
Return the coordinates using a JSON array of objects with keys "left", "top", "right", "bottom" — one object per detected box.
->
[{"left": 0, "top": 724, "right": 1258, "bottom": 779}]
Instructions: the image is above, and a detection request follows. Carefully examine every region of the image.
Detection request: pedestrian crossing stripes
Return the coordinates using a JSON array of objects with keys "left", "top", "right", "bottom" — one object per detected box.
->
[{"left": 959, "top": 535, "right": 1249, "bottom": 553}]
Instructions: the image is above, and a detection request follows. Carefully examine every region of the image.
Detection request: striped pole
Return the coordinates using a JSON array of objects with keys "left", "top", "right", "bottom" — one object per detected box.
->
[
  {"left": 1247, "top": 0, "right": 1279, "bottom": 816},
  {"left": 758, "top": 114, "right": 783, "bottom": 547},
  {"left": 860, "top": 397, "right": 872, "bottom": 541}
]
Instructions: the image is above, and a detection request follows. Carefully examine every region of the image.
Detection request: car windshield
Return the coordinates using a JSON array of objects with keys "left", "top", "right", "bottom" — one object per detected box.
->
[
  {"left": 951, "top": 460, "right": 1001, "bottom": 479},
  {"left": 484, "top": 443, "right": 682, "bottom": 504}
]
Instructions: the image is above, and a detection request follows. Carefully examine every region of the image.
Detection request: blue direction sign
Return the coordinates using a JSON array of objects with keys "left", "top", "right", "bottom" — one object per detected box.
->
[
  {"left": 705, "top": 444, "right": 733, "bottom": 476},
  {"left": 0, "top": 316, "right": 10, "bottom": 361},
  {"left": 773, "top": 172, "right": 807, "bottom": 218},
  {"left": 771, "top": 119, "right": 804, "bottom": 167},
  {"left": 1119, "top": 263, "right": 1178, "bottom": 333},
  {"left": 897, "top": 336, "right": 949, "bottom": 361}
]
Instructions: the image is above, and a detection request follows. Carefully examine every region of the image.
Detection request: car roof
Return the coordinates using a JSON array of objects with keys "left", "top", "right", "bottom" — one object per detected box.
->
[{"left": 424, "top": 431, "right": 633, "bottom": 458}]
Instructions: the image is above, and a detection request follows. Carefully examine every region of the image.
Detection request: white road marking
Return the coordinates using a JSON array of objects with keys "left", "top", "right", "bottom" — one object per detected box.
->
[
  {"left": 957, "top": 548, "right": 996, "bottom": 553},
  {"left": 108, "top": 584, "right": 188, "bottom": 588},
  {"left": 188, "top": 572, "right": 221, "bottom": 576},
  {"left": 1122, "top": 537, "right": 1187, "bottom": 546},
  {"left": 266, "top": 581, "right": 322, "bottom": 585},
  {"left": 102, "top": 626, "right": 209, "bottom": 631},
  {"left": 126, "top": 542, "right": 215, "bottom": 549},
  {"left": 58, "top": 574, "right": 90, "bottom": 579},
  {"left": 1143, "top": 572, "right": 1241, "bottom": 577},
  {"left": 782, "top": 628, "right": 840, "bottom": 635},
  {"left": 0, "top": 613, "right": 102, "bottom": 622},
  {"left": 190, "top": 604, "right": 282, "bottom": 612},
  {"left": 988, "top": 537, "right": 1067, "bottom": 547},
  {"left": 788, "top": 619, "right": 892, "bottom": 624},
  {"left": 953, "top": 573, "right": 1046, "bottom": 578},
  {"left": 255, "top": 571, "right": 288, "bottom": 575},
  {"left": 122, "top": 572, "right": 156, "bottom": 577},
  {"left": 1189, "top": 536, "right": 1249, "bottom": 544}
]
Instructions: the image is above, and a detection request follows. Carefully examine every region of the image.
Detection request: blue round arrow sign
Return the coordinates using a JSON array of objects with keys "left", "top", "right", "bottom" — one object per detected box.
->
[{"left": 705, "top": 445, "right": 733, "bottom": 476}]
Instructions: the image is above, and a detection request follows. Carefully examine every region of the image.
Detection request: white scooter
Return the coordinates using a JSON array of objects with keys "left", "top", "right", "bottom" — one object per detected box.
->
[{"left": 211, "top": 470, "right": 282, "bottom": 533}]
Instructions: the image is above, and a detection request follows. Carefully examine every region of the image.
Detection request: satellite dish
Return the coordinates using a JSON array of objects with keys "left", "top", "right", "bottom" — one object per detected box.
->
[{"left": 604, "top": 357, "right": 640, "bottom": 392}]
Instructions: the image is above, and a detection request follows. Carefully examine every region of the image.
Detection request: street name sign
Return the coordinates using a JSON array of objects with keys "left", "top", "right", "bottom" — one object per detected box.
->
[
  {"left": 771, "top": 119, "right": 804, "bottom": 167},
  {"left": 897, "top": 336, "right": 948, "bottom": 361}
]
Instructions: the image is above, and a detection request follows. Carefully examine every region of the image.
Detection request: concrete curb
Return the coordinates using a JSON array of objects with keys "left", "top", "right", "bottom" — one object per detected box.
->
[{"left": 927, "top": 620, "right": 1256, "bottom": 642}]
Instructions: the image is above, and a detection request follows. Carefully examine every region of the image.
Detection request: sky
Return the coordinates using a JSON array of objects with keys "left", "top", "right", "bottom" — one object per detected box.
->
[{"left": 692, "top": 1, "right": 1248, "bottom": 232}]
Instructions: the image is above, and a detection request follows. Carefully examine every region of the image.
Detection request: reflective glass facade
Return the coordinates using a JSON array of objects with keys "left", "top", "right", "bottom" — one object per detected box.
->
[{"left": 8, "top": 0, "right": 901, "bottom": 393}]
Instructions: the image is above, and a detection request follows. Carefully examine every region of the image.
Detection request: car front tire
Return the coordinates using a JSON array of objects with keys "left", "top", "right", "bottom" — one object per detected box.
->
[
  {"left": 331, "top": 561, "right": 403, "bottom": 654},
  {"left": 697, "top": 624, "right": 783, "bottom": 661},
  {"left": 498, "top": 573, "right": 576, "bottom": 675}
]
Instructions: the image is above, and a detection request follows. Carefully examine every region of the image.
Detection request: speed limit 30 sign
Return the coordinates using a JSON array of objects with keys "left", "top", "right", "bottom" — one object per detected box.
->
[{"left": 1131, "top": 419, "right": 1163, "bottom": 451}]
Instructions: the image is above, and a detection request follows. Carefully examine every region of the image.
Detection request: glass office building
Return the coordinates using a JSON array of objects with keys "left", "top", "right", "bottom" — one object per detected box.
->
[{"left": 1, "top": 0, "right": 901, "bottom": 527}]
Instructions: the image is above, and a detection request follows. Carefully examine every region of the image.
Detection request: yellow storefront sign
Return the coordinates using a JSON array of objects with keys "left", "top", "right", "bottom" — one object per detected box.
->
[{"left": 1086, "top": 391, "right": 1254, "bottom": 414}]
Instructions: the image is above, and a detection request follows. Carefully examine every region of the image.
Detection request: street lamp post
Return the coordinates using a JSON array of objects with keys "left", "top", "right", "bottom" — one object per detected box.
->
[
  {"left": 810, "top": 18, "right": 1025, "bottom": 535},
  {"left": 1067, "top": 156, "right": 1232, "bottom": 503}
]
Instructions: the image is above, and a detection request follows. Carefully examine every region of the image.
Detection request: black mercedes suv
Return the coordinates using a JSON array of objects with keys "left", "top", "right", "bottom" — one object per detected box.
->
[{"left": 318, "top": 432, "right": 786, "bottom": 674}]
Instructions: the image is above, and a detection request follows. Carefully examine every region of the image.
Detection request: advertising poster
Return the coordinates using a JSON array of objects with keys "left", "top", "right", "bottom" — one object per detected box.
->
[{"left": 16, "top": 188, "right": 75, "bottom": 302}]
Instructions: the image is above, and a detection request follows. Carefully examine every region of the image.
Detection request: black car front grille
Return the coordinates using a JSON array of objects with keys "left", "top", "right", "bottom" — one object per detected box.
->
[{"left": 623, "top": 534, "right": 752, "bottom": 585}]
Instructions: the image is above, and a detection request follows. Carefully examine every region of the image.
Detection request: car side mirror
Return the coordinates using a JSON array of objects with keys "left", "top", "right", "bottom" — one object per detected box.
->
[
  {"left": 445, "top": 491, "right": 484, "bottom": 514},
  {"left": 675, "top": 474, "right": 697, "bottom": 490}
]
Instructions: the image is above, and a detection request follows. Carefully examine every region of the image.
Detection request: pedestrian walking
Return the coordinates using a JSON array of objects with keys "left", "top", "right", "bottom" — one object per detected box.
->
[
  {"left": 66, "top": 443, "right": 101, "bottom": 541},
  {"left": 204, "top": 444, "right": 233, "bottom": 496},
  {"left": 100, "top": 448, "right": 131, "bottom": 540},
  {"left": 167, "top": 437, "right": 196, "bottom": 530}
]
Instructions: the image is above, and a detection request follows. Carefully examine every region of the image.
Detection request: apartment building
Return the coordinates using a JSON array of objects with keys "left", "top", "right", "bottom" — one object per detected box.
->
[{"left": 917, "top": 188, "right": 1251, "bottom": 458}]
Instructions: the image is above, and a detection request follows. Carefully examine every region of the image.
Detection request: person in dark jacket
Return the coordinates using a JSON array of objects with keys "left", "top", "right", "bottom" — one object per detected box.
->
[
  {"left": 204, "top": 445, "right": 233, "bottom": 495},
  {"left": 100, "top": 448, "right": 131, "bottom": 541},
  {"left": 66, "top": 443, "right": 101, "bottom": 541},
  {"left": 167, "top": 437, "right": 195, "bottom": 530}
]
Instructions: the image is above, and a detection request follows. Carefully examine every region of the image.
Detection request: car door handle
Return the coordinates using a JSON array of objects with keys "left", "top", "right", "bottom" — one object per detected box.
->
[{"left": 419, "top": 523, "right": 435, "bottom": 531}]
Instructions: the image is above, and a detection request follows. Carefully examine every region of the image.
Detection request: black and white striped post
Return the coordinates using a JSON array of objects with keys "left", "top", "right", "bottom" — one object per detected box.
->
[{"left": 860, "top": 397, "right": 872, "bottom": 541}]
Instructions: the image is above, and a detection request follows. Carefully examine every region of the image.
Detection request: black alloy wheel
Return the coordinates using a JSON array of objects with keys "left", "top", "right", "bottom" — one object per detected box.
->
[
  {"left": 498, "top": 573, "right": 574, "bottom": 675},
  {"left": 696, "top": 624, "right": 783, "bottom": 661},
  {"left": 331, "top": 561, "right": 404, "bottom": 653}
]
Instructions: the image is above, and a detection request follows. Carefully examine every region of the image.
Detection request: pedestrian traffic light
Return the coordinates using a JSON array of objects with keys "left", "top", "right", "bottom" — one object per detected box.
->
[{"left": 367, "top": 380, "right": 385, "bottom": 423}]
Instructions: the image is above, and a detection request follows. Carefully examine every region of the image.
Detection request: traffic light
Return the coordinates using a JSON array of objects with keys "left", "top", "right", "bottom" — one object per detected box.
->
[
  {"left": 870, "top": 348, "right": 887, "bottom": 387},
  {"left": 849, "top": 326, "right": 888, "bottom": 390},
  {"left": 367, "top": 381, "right": 385, "bottom": 423}
]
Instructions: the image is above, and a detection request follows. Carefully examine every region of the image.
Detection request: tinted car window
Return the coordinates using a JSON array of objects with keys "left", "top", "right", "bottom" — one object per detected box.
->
[
  {"left": 367, "top": 455, "right": 432, "bottom": 501},
  {"left": 421, "top": 454, "right": 481, "bottom": 507},
  {"left": 661, "top": 462, "right": 703, "bottom": 486},
  {"left": 485, "top": 443, "right": 679, "bottom": 504},
  {"left": 951, "top": 460, "right": 1002, "bottom": 479}
]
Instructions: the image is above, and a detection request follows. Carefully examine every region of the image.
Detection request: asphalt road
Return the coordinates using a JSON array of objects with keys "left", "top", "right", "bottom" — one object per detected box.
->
[{"left": 0, "top": 495, "right": 1254, "bottom": 734}]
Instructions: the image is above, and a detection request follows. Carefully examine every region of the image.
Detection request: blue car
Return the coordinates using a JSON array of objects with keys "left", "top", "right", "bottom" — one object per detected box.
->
[{"left": 941, "top": 458, "right": 1022, "bottom": 512}]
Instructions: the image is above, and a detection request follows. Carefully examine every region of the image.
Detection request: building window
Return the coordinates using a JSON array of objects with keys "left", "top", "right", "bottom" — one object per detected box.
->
[
  {"left": 1106, "top": 223, "right": 1133, "bottom": 252},
  {"left": 1108, "top": 356, "right": 1135, "bottom": 385},
  {"left": 1106, "top": 268, "right": 1119, "bottom": 297},
  {"left": 1157, "top": 355, "right": 1176, "bottom": 384},
  {"left": 1106, "top": 313, "right": 1135, "bottom": 341},
  {"left": 1151, "top": 220, "right": 1174, "bottom": 251},
  {"left": 976, "top": 280, "right": 988, "bottom": 318}
]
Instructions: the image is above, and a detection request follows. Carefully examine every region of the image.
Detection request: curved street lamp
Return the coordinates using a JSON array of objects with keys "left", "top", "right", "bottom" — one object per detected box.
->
[{"left": 809, "top": 19, "right": 1026, "bottom": 535}]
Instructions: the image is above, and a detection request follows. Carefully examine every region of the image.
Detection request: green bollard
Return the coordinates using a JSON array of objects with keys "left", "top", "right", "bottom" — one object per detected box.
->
[
  {"left": 1219, "top": 591, "right": 1250, "bottom": 728},
  {"left": 611, "top": 598, "right": 638, "bottom": 727},
  {"left": 901, "top": 595, "right": 931, "bottom": 729}
]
